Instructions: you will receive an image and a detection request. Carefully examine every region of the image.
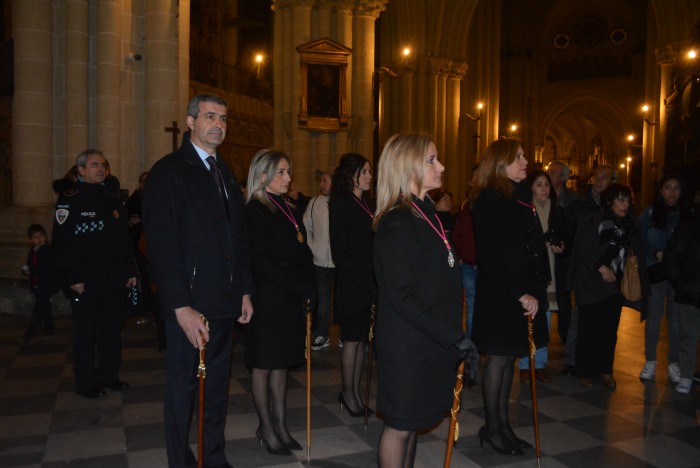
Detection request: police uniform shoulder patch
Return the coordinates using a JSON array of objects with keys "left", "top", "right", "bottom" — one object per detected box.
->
[{"left": 56, "top": 208, "right": 69, "bottom": 225}]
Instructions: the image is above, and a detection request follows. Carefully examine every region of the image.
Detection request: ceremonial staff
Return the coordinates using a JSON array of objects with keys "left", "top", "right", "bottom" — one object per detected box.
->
[
  {"left": 443, "top": 361, "right": 465, "bottom": 468},
  {"left": 197, "top": 316, "right": 208, "bottom": 468},
  {"left": 305, "top": 299, "right": 312, "bottom": 459},
  {"left": 528, "top": 316, "right": 542, "bottom": 467},
  {"left": 363, "top": 304, "right": 376, "bottom": 430},
  {"left": 444, "top": 329, "right": 478, "bottom": 467}
]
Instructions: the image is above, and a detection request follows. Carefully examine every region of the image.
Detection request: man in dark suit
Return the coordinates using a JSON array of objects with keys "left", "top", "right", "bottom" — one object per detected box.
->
[{"left": 143, "top": 94, "right": 254, "bottom": 468}]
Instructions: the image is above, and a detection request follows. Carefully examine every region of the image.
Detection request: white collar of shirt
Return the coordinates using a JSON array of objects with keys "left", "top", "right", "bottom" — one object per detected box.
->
[{"left": 190, "top": 141, "right": 215, "bottom": 170}]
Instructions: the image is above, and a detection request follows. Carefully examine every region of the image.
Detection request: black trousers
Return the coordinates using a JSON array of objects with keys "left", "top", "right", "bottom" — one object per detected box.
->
[
  {"left": 164, "top": 317, "right": 234, "bottom": 468},
  {"left": 70, "top": 287, "right": 125, "bottom": 392},
  {"left": 23, "top": 291, "right": 55, "bottom": 341},
  {"left": 575, "top": 292, "right": 624, "bottom": 379}
]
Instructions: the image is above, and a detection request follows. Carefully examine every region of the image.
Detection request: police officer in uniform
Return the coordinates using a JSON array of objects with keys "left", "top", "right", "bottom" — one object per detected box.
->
[{"left": 53, "top": 149, "right": 137, "bottom": 399}]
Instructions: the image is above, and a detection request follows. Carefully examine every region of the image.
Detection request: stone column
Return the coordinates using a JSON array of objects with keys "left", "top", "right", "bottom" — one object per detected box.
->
[
  {"left": 399, "top": 69, "right": 414, "bottom": 132},
  {"left": 95, "top": 1, "right": 121, "bottom": 169},
  {"left": 178, "top": 0, "right": 190, "bottom": 137},
  {"left": 351, "top": 0, "right": 386, "bottom": 161},
  {"left": 644, "top": 45, "right": 673, "bottom": 205},
  {"left": 414, "top": 60, "right": 427, "bottom": 132},
  {"left": 445, "top": 65, "right": 465, "bottom": 196},
  {"left": 288, "top": 1, "right": 313, "bottom": 191},
  {"left": 12, "top": 0, "right": 53, "bottom": 206},
  {"left": 378, "top": 74, "right": 390, "bottom": 150},
  {"left": 436, "top": 66, "right": 447, "bottom": 158},
  {"left": 64, "top": 0, "right": 89, "bottom": 167},
  {"left": 144, "top": 0, "right": 180, "bottom": 170},
  {"left": 465, "top": 0, "right": 501, "bottom": 155},
  {"left": 426, "top": 59, "right": 440, "bottom": 139}
]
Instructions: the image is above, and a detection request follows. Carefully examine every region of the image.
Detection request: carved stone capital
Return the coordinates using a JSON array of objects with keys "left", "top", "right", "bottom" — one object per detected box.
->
[
  {"left": 655, "top": 40, "right": 694, "bottom": 65},
  {"left": 655, "top": 44, "right": 678, "bottom": 65},
  {"left": 353, "top": 0, "right": 388, "bottom": 18},
  {"left": 448, "top": 61, "right": 468, "bottom": 79},
  {"left": 423, "top": 57, "right": 451, "bottom": 76}
]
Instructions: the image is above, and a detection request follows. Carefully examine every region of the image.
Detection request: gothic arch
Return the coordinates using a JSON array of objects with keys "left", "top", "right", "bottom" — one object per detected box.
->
[
  {"left": 536, "top": 90, "right": 635, "bottom": 177},
  {"left": 537, "top": 90, "right": 632, "bottom": 143}
]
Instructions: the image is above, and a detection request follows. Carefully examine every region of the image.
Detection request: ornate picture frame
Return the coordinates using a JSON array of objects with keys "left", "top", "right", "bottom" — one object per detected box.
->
[{"left": 297, "top": 38, "right": 352, "bottom": 132}]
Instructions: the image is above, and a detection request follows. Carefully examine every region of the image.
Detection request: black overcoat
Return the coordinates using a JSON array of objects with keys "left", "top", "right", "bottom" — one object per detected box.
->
[
  {"left": 244, "top": 195, "right": 316, "bottom": 369},
  {"left": 53, "top": 181, "right": 137, "bottom": 290},
  {"left": 374, "top": 199, "right": 462, "bottom": 430},
  {"left": 471, "top": 184, "right": 549, "bottom": 356},
  {"left": 143, "top": 141, "right": 254, "bottom": 321},
  {"left": 329, "top": 192, "right": 375, "bottom": 341}
]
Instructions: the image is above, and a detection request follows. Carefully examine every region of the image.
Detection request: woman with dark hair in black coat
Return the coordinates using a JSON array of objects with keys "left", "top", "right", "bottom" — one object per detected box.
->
[
  {"left": 516, "top": 169, "right": 568, "bottom": 384},
  {"left": 569, "top": 183, "right": 650, "bottom": 389},
  {"left": 329, "top": 152, "right": 375, "bottom": 416}
]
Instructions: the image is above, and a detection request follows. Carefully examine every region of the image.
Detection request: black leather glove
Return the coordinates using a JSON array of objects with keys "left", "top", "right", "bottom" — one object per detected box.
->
[{"left": 455, "top": 333, "right": 479, "bottom": 386}]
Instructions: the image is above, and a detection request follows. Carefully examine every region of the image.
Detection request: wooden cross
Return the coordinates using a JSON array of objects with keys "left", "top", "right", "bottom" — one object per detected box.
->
[{"left": 165, "top": 121, "right": 181, "bottom": 152}]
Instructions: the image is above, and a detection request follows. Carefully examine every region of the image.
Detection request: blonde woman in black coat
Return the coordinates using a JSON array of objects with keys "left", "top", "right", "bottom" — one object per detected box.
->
[
  {"left": 244, "top": 149, "right": 317, "bottom": 456},
  {"left": 373, "top": 133, "right": 477, "bottom": 468},
  {"left": 471, "top": 137, "right": 549, "bottom": 456}
]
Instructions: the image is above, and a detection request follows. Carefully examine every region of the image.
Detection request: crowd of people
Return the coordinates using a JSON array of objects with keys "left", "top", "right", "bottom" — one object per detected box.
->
[{"left": 18, "top": 92, "right": 699, "bottom": 467}]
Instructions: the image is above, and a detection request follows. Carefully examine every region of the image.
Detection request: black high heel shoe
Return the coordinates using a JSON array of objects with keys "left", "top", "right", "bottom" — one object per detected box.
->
[
  {"left": 338, "top": 392, "right": 364, "bottom": 417},
  {"left": 478, "top": 426, "right": 524, "bottom": 456},
  {"left": 282, "top": 437, "right": 302, "bottom": 451},
  {"left": 255, "top": 429, "right": 291, "bottom": 456},
  {"left": 505, "top": 427, "right": 533, "bottom": 449},
  {"left": 514, "top": 438, "right": 533, "bottom": 449}
]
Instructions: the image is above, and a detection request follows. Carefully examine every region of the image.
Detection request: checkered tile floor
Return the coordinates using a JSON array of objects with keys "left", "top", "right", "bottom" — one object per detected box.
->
[{"left": 0, "top": 306, "right": 698, "bottom": 467}]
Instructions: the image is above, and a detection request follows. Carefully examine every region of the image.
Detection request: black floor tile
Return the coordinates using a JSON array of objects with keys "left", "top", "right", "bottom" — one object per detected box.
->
[{"left": 553, "top": 445, "right": 656, "bottom": 468}]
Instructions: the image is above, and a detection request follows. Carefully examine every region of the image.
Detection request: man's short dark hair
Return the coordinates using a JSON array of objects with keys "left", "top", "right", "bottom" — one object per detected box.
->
[
  {"left": 27, "top": 224, "right": 47, "bottom": 238},
  {"left": 187, "top": 94, "right": 228, "bottom": 119}
]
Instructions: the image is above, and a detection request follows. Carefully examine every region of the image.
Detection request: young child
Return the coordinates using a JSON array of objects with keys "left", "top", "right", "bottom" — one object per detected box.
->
[{"left": 20, "top": 224, "right": 59, "bottom": 344}]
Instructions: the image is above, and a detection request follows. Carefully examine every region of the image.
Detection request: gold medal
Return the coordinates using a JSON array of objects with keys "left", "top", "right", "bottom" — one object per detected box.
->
[{"left": 297, "top": 230, "right": 304, "bottom": 243}]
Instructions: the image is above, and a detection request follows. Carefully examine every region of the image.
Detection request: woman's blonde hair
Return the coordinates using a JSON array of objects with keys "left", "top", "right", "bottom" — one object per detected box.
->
[
  {"left": 246, "top": 148, "right": 291, "bottom": 211},
  {"left": 374, "top": 133, "right": 434, "bottom": 228},
  {"left": 471, "top": 137, "right": 522, "bottom": 202}
]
